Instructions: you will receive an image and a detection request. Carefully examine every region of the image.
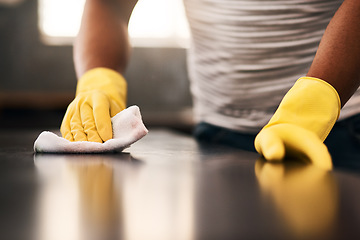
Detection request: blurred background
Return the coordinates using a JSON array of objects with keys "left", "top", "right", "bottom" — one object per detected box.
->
[{"left": 0, "top": 0, "right": 193, "bottom": 132}]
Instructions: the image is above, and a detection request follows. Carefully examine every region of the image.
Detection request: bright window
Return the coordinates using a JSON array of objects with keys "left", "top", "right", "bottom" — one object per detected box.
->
[{"left": 38, "top": 0, "right": 190, "bottom": 48}]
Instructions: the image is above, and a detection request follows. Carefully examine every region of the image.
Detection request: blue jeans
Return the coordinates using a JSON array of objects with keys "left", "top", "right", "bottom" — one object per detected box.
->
[
  {"left": 193, "top": 122, "right": 257, "bottom": 152},
  {"left": 193, "top": 114, "right": 360, "bottom": 171}
]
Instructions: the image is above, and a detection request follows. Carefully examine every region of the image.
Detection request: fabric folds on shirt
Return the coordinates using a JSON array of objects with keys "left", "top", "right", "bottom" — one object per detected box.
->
[{"left": 184, "top": 0, "right": 359, "bottom": 133}]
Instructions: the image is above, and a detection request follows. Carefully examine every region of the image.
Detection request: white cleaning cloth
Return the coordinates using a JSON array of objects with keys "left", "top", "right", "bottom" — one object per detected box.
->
[{"left": 34, "top": 105, "right": 148, "bottom": 153}]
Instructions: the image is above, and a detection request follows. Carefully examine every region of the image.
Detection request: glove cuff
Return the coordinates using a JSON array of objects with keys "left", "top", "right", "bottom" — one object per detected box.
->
[
  {"left": 265, "top": 76, "right": 341, "bottom": 141},
  {"left": 76, "top": 67, "right": 127, "bottom": 110}
]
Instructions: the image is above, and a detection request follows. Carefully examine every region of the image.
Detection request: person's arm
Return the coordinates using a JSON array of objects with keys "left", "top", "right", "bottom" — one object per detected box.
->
[
  {"left": 74, "top": 0, "right": 137, "bottom": 77},
  {"left": 307, "top": 0, "right": 360, "bottom": 107},
  {"left": 61, "top": 0, "right": 138, "bottom": 143},
  {"left": 255, "top": 0, "right": 360, "bottom": 169}
]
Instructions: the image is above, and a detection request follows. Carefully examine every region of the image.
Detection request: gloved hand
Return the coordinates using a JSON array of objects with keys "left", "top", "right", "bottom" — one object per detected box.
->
[
  {"left": 61, "top": 68, "right": 127, "bottom": 143},
  {"left": 254, "top": 77, "right": 341, "bottom": 170}
]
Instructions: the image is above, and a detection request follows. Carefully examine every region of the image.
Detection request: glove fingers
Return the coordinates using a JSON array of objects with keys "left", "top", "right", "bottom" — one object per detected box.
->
[
  {"left": 255, "top": 128, "right": 286, "bottom": 161},
  {"left": 109, "top": 100, "right": 122, "bottom": 118},
  {"left": 308, "top": 145, "right": 332, "bottom": 170},
  {"left": 93, "top": 94, "right": 113, "bottom": 142},
  {"left": 70, "top": 100, "right": 87, "bottom": 142},
  {"left": 280, "top": 125, "right": 333, "bottom": 170},
  {"left": 80, "top": 102, "right": 103, "bottom": 143},
  {"left": 268, "top": 124, "right": 332, "bottom": 170},
  {"left": 60, "top": 102, "right": 75, "bottom": 141}
]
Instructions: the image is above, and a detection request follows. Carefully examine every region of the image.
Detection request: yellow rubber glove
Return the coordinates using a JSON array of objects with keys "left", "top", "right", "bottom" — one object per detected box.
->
[
  {"left": 254, "top": 77, "right": 341, "bottom": 170},
  {"left": 61, "top": 68, "right": 127, "bottom": 143}
]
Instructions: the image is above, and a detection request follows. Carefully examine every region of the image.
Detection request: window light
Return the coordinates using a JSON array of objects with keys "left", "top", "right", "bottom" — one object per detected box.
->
[{"left": 38, "top": 0, "right": 190, "bottom": 48}]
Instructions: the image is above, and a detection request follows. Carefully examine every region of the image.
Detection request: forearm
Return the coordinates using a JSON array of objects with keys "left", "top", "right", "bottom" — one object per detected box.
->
[
  {"left": 74, "top": 0, "right": 137, "bottom": 78},
  {"left": 307, "top": 0, "right": 360, "bottom": 107}
]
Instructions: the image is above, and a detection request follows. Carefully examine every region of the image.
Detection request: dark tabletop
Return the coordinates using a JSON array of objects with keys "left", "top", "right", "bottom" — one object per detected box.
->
[{"left": 1, "top": 128, "right": 360, "bottom": 240}]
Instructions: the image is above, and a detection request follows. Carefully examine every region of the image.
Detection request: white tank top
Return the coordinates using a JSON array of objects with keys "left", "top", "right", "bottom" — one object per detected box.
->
[{"left": 183, "top": 0, "right": 360, "bottom": 133}]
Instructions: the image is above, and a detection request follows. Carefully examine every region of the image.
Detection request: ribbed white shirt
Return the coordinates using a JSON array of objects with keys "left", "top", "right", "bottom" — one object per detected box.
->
[{"left": 184, "top": 0, "right": 360, "bottom": 133}]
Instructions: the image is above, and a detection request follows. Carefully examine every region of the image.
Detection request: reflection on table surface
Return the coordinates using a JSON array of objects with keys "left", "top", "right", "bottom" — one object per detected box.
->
[
  {"left": 255, "top": 159, "right": 338, "bottom": 239},
  {"left": 1, "top": 129, "right": 360, "bottom": 240},
  {"left": 34, "top": 153, "right": 195, "bottom": 240}
]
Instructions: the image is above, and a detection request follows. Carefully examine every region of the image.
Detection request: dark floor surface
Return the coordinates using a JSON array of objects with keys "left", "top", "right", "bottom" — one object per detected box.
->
[{"left": 1, "top": 128, "right": 360, "bottom": 240}]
